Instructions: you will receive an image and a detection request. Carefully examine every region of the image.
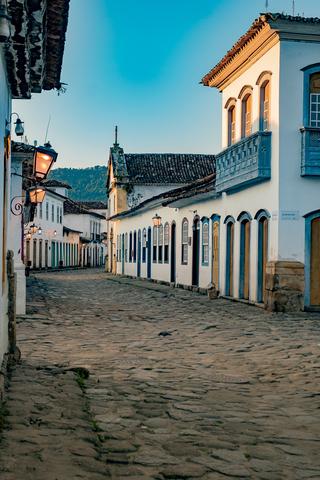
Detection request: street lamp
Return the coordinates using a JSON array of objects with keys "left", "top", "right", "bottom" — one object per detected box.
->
[
  {"left": 5, "top": 113, "right": 24, "bottom": 137},
  {"left": 152, "top": 214, "right": 162, "bottom": 227},
  {"left": 29, "top": 187, "right": 46, "bottom": 205},
  {"left": 29, "top": 224, "right": 39, "bottom": 235},
  {"left": 33, "top": 142, "right": 58, "bottom": 181}
]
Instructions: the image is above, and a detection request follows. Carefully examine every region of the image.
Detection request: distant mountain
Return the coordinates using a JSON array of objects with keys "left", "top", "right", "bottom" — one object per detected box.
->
[{"left": 50, "top": 166, "right": 107, "bottom": 201}]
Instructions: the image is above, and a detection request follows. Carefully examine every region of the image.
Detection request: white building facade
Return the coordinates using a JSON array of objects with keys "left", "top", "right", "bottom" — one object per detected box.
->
[{"left": 109, "top": 13, "right": 320, "bottom": 312}]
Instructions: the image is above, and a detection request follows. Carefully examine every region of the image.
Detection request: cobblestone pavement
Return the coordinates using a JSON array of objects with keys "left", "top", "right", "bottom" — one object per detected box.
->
[{"left": 1, "top": 269, "right": 320, "bottom": 479}]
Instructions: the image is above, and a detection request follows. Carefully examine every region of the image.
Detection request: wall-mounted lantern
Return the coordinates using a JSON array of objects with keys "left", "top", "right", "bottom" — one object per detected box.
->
[
  {"left": 152, "top": 214, "right": 162, "bottom": 227},
  {"left": 6, "top": 113, "right": 24, "bottom": 137},
  {"left": 29, "top": 187, "right": 46, "bottom": 205},
  {"left": 33, "top": 142, "right": 58, "bottom": 181}
]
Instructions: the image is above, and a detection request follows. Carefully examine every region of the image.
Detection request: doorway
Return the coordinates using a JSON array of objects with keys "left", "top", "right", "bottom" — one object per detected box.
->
[
  {"left": 311, "top": 217, "right": 320, "bottom": 306},
  {"left": 170, "top": 222, "right": 176, "bottom": 283},
  {"left": 137, "top": 230, "right": 141, "bottom": 277},
  {"left": 212, "top": 219, "right": 220, "bottom": 289},
  {"left": 192, "top": 217, "right": 200, "bottom": 286},
  {"left": 239, "top": 219, "right": 250, "bottom": 300},
  {"left": 226, "top": 220, "right": 234, "bottom": 296},
  {"left": 147, "top": 227, "right": 152, "bottom": 279},
  {"left": 257, "top": 216, "right": 268, "bottom": 303}
]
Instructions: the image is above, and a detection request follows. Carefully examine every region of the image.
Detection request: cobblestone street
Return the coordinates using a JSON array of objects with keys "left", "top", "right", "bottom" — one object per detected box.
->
[{"left": 1, "top": 269, "right": 320, "bottom": 479}]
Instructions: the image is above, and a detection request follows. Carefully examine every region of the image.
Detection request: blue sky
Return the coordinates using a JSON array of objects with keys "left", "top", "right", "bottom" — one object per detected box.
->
[{"left": 13, "top": 0, "right": 320, "bottom": 168}]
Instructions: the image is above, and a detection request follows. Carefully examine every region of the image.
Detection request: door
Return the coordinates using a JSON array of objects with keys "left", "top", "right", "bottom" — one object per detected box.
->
[
  {"left": 192, "top": 218, "right": 200, "bottom": 286},
  {"left": 121, "top": 234, "right": 125, "bottom": 274},
  {"left": 170, "top": 222, "right": 176, "bottom": 283},
  {"left": 212, "top": 221, "right": 219, "bottom": 288},
  {"left": 226, "top": 222, "right": 234, "bottom": 296},
  {"left": 137, "top": 230, "right": 141, "bottom": 277},
  {"left": 257, "top": 217, "right": 268, "bottom": 303},
  {"left": 147, "top": 227, "right": 152, "bottom": 279},
  {"left": 240, "top": 220, "right": 250, "bottom": 299},
  {"left": 39, "top": 240, "right": 43, "bottom": 269},
  {"left": 311, "top": 217, "right": 320, "bottom": 305},
  {"left": 45, "top": 241, "right": 48, "bottom": 268},
  {"left": 33, "top": 239, "right": 37, "bottom": 269}
]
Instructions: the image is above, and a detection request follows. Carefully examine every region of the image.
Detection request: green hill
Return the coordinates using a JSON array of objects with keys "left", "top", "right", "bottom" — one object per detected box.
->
[{"left": 50, "top": 166, "right": 107, "bottom": 201}]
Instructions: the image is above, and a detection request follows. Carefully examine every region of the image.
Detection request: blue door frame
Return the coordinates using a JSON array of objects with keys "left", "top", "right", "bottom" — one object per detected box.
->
[
  {"left": 304, "top": 209, "right": 320, "bottom": 308},
  {"left": 121, "top": 234, "right": 125, "bottom": 274}
]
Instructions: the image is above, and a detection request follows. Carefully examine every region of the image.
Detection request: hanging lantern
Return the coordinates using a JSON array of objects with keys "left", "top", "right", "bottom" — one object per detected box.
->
[
  {"left": 29, "top": 224, "right": 38, "bottom": 235},
  {"left": 33, "top": 142, "right": 58, "bottom": 181}
]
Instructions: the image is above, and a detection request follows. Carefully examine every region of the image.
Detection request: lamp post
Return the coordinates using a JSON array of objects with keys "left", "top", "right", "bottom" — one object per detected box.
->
[{"left": 28, "top": 187, "right": 46, "bottom": 205}]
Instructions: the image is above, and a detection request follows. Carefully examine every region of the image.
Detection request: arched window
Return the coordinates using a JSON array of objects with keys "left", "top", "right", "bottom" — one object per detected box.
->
[
  {"left": 164, "top": 222, "right": 169, "bottom": 263},
  {"left": 302, "top": 64, "right": 320, "bottom": 127},
  {"left": 153, "top": 226, "right": 157, "bottom": 263},
  {"left": 309, "top": 72, "right": 320, "bottom": 127},
  {"left": 242, "top": 94, "right": 252, "bottom": 138},
  {"left": 257, "top": 72, "right": 272, "bottom": 131},
  {"left": 225, "top": 98, "right": 236, "bottom": 147},
  {"left": 142, "top": 228, "right": 146, "bottom": 263},
  {"left": 129, "top": 232, "right": 132, "bottom": 262},
  {"left": 181, "top": 218, "right": 189, "bottom": 264},
  {"left": 158, "top": 224, "right": 163, "bottom": 263},
  {"left": 202, "top": 218, "right": 209, "bottom": 266}
]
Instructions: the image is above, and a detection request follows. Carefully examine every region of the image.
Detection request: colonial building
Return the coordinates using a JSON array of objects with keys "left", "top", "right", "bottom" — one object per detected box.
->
[
  {"left": 106, "top": 141, "right": 215, "bottom": 272},
  {"left": 0, "top": 0, "right": 70, "bottom": 381},
  {"left": 108, "top": 13, "right": 320, "bottom": 312},
  {"left": 64, "top": 200, "right": 106, "bottom": 268}
]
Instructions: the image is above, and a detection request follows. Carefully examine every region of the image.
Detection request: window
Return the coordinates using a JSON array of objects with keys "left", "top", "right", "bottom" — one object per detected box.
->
[
  {"left": 164, "top": 223, "right": 169, "bottom": 263},
  {"left": 46, "top": 202, "right": 49, "bottom": 220},
  {"left": 202, "top": 220, "right": 209, "bottom": 265},
  {"left": 241, "top": 94, "right": 252, "bottom": 138},
  {"left": 116, "top": 235, "right": 120, "bottom": 262},
  {"left": 142, "top": 228, "right": 147, "bottom": 263},
  {"left": 133, "top": 231, "right": 137, "bottom": 263},
  {"left": 260, "top": 81, "right": 270, "bottom": 131},
  {"left": 310, "top": 72, "right": 320, "bottom": 127},
  {"left": 153, "top": 226, "right": 157, "bottom": 262},
  {"left": 129, "top": 232, "right": 133, "bottom": 262},
  {"left": 51, "top": 204, "right": 54, "bottom": 222},
  {"left": 158, "top": 224, "right": 163, "bottom": 263},
  {"left": 60, "top": 207, "right": 62, "bottom": 224},
  {"left": 181, "top": 219, "right": 188, "bottom": 264},
  {"left": 228, "top": 105, "right": 236, "bottom": 146},
  {"left": 56, "top": 206, "right": 59, "bottom": 225},
  {"left": 39, "top": 203, "right": 43, "bottom": 219},
  {"left": 125, "top": 233, "right": 128, "bottom": 262}
]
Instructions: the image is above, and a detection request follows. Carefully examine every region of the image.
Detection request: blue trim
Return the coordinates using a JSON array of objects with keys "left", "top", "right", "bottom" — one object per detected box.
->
[
  {"left": 201, "top": 218, "right": 209, "bottom": 266},
  {"left": 215, "top": 131, "right": 271, "bottom": 193},
  {"left": 302, "top": 63, "right": 320, "bottom": 127},
  {"left": 304, "top": 210, "right": 320, "bottom": 307},
  {"left": 254, "top": 209, "right": 271, "bottom": 221},
  {"left": 211, "top": 214, "right": 221, "bottom": 222},
  {"left": 237, "top": 211, "right": 252, "bottom": 222},
  {"left": 224, "top": 215, "right": 235, "bottom": 225},
  {"left": 257, "top": 216, "right": 269, "bottom": 303}
]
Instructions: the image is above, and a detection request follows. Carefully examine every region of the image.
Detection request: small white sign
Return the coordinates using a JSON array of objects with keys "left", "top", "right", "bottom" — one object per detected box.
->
[
  {"left": 272, "top": 211, "right": 278, "bottom": 220},
  {"left": 280, "top": 210, "right": 300, "bottom": 221}
]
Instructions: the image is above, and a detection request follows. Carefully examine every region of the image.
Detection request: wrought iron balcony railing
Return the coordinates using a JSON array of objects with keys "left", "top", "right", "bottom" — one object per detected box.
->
[
  {"left": 215, "top": 131, "right": 272, "bottom": 193},
  {"left": 301, "top": 127, "right": 320, "bottom": 176}
]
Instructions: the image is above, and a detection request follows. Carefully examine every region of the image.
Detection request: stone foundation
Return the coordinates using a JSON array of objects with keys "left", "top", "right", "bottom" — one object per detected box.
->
[{"left": 265, "top": 261, "right": 305, "bottom": 312}]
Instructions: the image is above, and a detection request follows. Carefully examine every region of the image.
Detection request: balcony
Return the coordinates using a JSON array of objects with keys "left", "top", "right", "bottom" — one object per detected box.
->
[
  {"left": 215, "top": 131, "right": 271, "bottom": 193},
  {"left": 301, "top": 127, "right": 320, "bottom": 176}
]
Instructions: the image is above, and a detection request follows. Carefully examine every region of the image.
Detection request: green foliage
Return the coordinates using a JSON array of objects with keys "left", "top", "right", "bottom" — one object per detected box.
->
[{"left": 50, "top": 166, "right": 107, "bottom": 202}]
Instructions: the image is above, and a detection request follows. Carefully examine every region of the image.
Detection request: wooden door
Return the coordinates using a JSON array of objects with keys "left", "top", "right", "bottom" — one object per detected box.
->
[
  {"left": 244, "top": 221, "right": 250, "bottom": 300},
  {"left": 311, "top": 217, "right": 320, "bottom": 305},
  {"left": 212, "top": 221, "right": 219, "bottom": 288},
  {"left": 226, "top": 222, "right": 234, "bottom": 296},
  {"left": 192, "top": 219, "right": 200, "bottom": 286},
  {"left": 170, "top": 223, "right": 176, "bottom": 283}
]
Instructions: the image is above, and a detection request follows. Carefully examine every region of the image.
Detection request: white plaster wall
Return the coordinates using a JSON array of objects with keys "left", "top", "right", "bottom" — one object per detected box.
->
[
  {"left": 0, "top": 47, "right": 11, "bottom": 366},
  {"left": 128, "top": 184, "right": 184, "bottom": 209},
  {"left": 278, "top": 40, "right": 320, "bottom": 262}
]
